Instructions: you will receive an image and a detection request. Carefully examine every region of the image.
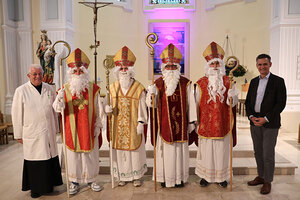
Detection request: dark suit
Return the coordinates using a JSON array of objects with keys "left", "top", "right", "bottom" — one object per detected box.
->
[
  {"left": 245, "top": 73, "right": 286, "bottom": 128},
  {"left": 245, "top": 72, "right": 286, "bottom": 183}
]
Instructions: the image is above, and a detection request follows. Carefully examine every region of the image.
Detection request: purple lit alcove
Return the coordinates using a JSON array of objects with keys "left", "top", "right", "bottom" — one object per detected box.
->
[{"left": 149, "top": 21, "right": 190, "bottom": 78}]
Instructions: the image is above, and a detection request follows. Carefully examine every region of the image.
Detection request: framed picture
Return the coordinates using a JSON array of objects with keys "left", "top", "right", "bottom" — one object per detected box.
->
[
  {"left": 148, "top": 19, "right": 190, "bottom": 79},
  {"left": 143, "top": 0, "right": 195, "bottom": 11}
]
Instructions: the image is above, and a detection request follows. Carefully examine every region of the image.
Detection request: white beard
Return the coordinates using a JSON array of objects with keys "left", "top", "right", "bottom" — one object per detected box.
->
[
  {"left": 207, "top": 68, "right": 226, "bottom": 103},
  {"left": 67, "top": 67, "right": 90, "bottom": 97},
  {"left": 162, "top": 69, "right": 180, "bottom": 96},
  {"left": 119, "top": 71, "right": 132, "bottom": 90}
]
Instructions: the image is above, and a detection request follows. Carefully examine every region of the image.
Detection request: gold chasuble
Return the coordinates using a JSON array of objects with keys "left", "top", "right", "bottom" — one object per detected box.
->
[
  {"left": 110, "top": 80, "right": 145, "bottom": 150},
  {"left": 63, "top": 82, "right": 100, "bottom": 152}
]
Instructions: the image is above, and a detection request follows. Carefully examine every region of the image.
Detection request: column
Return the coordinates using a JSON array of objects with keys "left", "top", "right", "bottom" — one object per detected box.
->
[
  {"left": 270, "top": 0, "right": 300, "bottom": 112},
  {"left": 40, "top": 0, "right": 74, "bottom": 86},
  {"left": 1, "top": 0, "right": 33, "bottom": 115}
]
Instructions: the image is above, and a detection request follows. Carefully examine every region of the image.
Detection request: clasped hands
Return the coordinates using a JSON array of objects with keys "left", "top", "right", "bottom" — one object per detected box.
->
[{"left": 250, "top": 117, "right": 267, "bottom": 127}]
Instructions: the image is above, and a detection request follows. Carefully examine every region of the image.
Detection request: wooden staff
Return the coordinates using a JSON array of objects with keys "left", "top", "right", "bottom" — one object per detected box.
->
[
  {"left": 145, "top": 33, "right": 158, "bottom": 191},
  {"left": 226, "top": 56, "right": 239, "bottom": 191},
  {"left": 49, "top": 41, "right": 71, "bottom": 198},
  {"left": 103, "top": 55, "right": 115, "bottom": 188}
]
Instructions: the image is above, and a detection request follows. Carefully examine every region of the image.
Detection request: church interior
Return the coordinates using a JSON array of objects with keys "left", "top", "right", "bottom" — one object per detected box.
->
[{"left": 0, "top": 0, "right": 300, "bottom": 199}]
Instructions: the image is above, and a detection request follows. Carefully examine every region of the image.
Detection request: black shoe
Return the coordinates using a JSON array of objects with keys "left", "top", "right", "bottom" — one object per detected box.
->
[
  {"left": 200, "top": 178, "right": 209, "bottom": 187},
  {"left": 219, "top": 181, "right": 228, "bottom": 188},
  {"left": 161, "top": 182, "right": 166, "bottom": 187},
  {"left": 31, "top": 192, "right": 41, "bottom": 198},
  {"left": 175, "top": 181, "right": 184, "bottom": 188}
]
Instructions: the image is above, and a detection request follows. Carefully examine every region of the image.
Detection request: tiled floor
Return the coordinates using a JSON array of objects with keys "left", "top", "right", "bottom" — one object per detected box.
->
[{"left": 1, "top": 116, "right": 300, "bottom": 200}]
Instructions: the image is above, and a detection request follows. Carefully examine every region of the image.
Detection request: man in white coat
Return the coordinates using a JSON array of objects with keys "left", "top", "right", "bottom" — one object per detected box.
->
[
  {"left": 53, "top": 48, "right": 104, "bottom": 195},
  {"left": 105, "top": 46, "right": 148, "bottom": 187},
  {"left": 12, "top": 64, "right": 63, "bottom": 198}
]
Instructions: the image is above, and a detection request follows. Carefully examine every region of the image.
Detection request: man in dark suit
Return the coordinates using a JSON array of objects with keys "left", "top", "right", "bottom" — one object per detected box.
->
[{"left": 245, "top": 54, "right": 286, "bottom": 195}]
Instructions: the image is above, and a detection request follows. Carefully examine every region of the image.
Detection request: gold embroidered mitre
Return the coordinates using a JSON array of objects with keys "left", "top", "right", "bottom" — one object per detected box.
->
[
  {"left": 203, "top": 42, "right": 225, "bottom": 62},
  {"left": 160, "top": 43, "right": 182, "bottom": 65},
  {"left": 113, "top": 46, "right": 136, "bottom": 66},
  {"left": 67, "top": 48, "right": 90, "bottom": 68}
]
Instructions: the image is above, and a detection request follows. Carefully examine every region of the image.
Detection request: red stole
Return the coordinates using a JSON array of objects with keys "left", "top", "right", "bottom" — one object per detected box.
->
[
  {"left": 155, "top": 76, "right": 190, "bottom": 144},
  {"left": 196, "top": 75, "right": 231, "bottom": 138},
  {"left": 63, "top": 82, "right": 100, "bottom": 152}
]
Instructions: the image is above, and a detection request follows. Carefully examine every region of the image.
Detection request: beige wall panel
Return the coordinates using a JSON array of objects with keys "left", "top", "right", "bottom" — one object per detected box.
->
[
  {"left": 0, "top": 0, "right": 6, "bottom": 113},
  {"left": 71, "top": 0, "right": 271, "bottom": 88},
  {"left": 31, "top": 0, "right": 41, "bottom": 66}
]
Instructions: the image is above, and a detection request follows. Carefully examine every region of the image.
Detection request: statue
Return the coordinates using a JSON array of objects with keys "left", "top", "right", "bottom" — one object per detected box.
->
[{"left": 36, "top": 30, "right": 55, "bottom": 84}]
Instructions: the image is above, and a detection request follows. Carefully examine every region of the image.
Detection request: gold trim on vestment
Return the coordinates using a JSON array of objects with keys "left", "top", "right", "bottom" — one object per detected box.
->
[
  {"left": 198, "top": 133, "right": 229, "bottom": 140},
  {"left": 91, "top": 84, "right": 100, "bottom": 148},
  {"left": 196, "top": 83, "right": 202, "bottom": 124},
  {"left": 110, "top": 80, "right": 144, "bottom": 150},
  {"left": 88, "top": 82, "right": 93, "bottom": 150},
  {"left": 65, "top": 83, "right": 79, "bottom": 151},
  {"left": 165, "top": 84, "right": 173, "bottom": 142},
  {"left": 180, "top": 81, "right": 184, "bottom": 142},
  {"left": 196, "top": 81, "right": 233, "bottom": 140},
  {"left": 64, "top": 83, "right": 99, "bottom": 152},
  {"left": 159, "top": 80, "right": 190, "bottom": 145}
]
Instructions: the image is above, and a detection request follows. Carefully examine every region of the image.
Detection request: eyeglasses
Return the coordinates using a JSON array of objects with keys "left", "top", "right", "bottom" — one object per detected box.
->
[{"left": 30, "top": 73, "right": 43, "bottom": 77}]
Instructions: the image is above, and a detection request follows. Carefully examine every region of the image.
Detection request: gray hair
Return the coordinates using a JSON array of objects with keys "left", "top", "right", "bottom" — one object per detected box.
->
[{"left": 28, "top": 64, "right": 43, "bottom": 73}]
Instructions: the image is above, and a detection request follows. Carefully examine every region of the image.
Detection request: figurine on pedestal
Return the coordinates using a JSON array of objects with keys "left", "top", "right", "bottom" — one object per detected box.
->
[{"left": 36, "top": 30, "right": 55, "bottom": 84}]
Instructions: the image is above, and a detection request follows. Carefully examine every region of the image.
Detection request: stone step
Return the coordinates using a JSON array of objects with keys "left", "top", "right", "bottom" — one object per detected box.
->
[
  {"left": 98, "top": 156, "right": 297, "bottom": 176},
  {"left": 99, "top": 150, "right": 255, "bottom": 158},
  {"left": 98, "top": 150, "right": 297, "bottom": 175}
]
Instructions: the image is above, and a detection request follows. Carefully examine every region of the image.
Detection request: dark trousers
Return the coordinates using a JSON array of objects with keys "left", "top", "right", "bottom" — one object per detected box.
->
[{"left": 250, "top": 125, "right": 278, "bottom": 182}]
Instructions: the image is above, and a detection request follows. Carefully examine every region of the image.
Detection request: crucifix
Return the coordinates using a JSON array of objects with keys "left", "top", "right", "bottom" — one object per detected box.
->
[{"left": 79, "top": 0, "right": 113, "bottom": 83}]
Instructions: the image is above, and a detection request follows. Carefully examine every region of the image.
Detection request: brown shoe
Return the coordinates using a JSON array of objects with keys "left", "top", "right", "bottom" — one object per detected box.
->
[
  {"left": 260, "top": 182, "right": 271, "bottom": 194},
  {"left": 247, "top": 176, "right": 265, "bottom": 186}
]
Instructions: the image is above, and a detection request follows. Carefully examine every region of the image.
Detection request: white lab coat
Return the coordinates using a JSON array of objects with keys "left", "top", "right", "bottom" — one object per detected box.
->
[{"left": 12, "top": 81, "right": 59, "bottom": 161}]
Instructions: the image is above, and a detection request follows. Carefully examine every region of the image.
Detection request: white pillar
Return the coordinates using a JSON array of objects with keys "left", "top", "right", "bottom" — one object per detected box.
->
[
  {"left": 40, "top": 0, "right": 74, "bottom": 86},
  {"left": 1, "top": 0, "right": 33, "bottom": 115},
  {"left": 270, "top": 0, "right": 300, "bottom": 112}
]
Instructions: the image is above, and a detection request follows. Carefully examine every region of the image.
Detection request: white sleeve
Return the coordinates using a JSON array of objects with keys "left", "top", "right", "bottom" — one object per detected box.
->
[
  {"left": 94, "top": 94, "right": 104, "bottom": 138},
  {"left": 50, "top": 87, "right": 59, "bottom": 134},
  {"left": 102, "top": 93, "right": 112, "bottom": 108},
  {"left": 52, "top": 90, "right": 63, "bottom": 113},
  {"left": 226, "top": 95, "right": 239, "bottom": 107},
  {"left": 145, "top": 87, "right": 157, "bottom": 108},
  {"left": 194, "top": 84, "right": 202, "bottom": 126},
  {"left": 187, "top": 83, "right": 197, "bottom": 123},
  {"left": 11, "top": 88, "right": 24, "bottom": 139},
  {"left": 138, "top": 91, "right": 148, "bottom": 124},
  {"left": 226, "top": 85, "right": 239, "bottom": 107}
]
